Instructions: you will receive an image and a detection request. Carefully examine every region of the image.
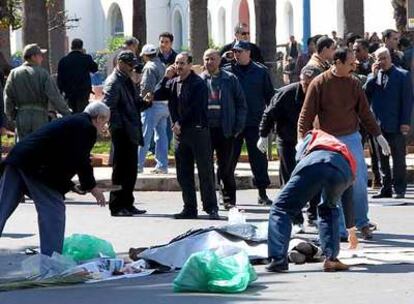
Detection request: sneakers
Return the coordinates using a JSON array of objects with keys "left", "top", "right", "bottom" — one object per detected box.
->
[
  {"left": 360, "top": 226, "right": 373, "bottom": 240},
  {"left": 173, "top": 211, "right": 198, "bottom": 219},
  {"left": 126, "top": 206, "right": 147, "bottom": 215},
  {"left": 323, "top": 258, "right": 350, "bottom": 272},
  {"left": 266, "top": 258, "right": 289, "bottom": 273},
  {"left": 258, "top": 195, "right": 272, "bottom": 206},
  {"left": 208, "top": 210, "right": 220, "bottom": 220},
  {"left": 151, "top": 168, "right": 168, "bottom": 174}
]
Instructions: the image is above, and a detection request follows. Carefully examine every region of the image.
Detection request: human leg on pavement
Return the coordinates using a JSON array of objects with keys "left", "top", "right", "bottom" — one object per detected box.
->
[
  {"left": 153, "top": 104, "right": 170, "bottom": 172},
  {"left": 138, "top": 107, "right": 156, "bottom": 172},
  {"left": 388, "top": 132, "right": 407, "bottom": 196}
]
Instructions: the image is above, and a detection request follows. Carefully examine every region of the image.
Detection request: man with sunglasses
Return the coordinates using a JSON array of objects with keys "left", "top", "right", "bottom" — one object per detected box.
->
[{"left": 220, "top": 23, "right": 264, "bottom": 64}]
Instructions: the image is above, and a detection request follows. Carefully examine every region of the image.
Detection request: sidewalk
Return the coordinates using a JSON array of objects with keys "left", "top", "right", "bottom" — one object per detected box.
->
[{"left": 88, "top": 154, "right": 414, "bottom": 191}]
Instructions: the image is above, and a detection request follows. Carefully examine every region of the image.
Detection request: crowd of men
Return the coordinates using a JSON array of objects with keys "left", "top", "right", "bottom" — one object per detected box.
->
[{"left": 0, "top": 24, "right": 412, "bottom": 273}]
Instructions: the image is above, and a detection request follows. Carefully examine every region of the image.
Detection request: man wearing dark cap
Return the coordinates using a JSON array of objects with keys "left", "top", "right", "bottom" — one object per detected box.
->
[
  {"left": 258, "top": 65, "right": 322, "bottom": 230},
  {"left": 4, "top": 43, "right": 71, "bottom": 141},
  {"left": 220, "top": 23, "right": 264, "bottom": 64},
  {"left": 108, "top": 37, "right": 140, "bottom": 74},
  {"left": 224, "top": 41, "right": 274, "bottom": 205},
  {"left": 103, "top": 50, "right": 150, "bottom": 216},
  {"left": 57, "top": 39, "right": 98, "bottom": 113}
]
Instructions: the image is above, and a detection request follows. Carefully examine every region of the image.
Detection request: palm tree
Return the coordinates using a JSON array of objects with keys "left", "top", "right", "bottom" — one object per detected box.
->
[
  {"left": 342, "top": 0, "right": 364, "bottom": 36},
  {"left": 254, "top": 0, "right": 276, "bottom": 64},
  {"left": 391, "top": 0, "right": 407, "bottom": 32},
  {"left": 189, "top": 0, "right": 208, "bottom": 64},
  {"left": 48, "top": 0, "right": 66, "bottom": 74},
  {"left": 133, "top": 0, "right": 146, "bottom": 47},
  {"left": 22, "top": 0, "right": 49, "bottom": 70}
]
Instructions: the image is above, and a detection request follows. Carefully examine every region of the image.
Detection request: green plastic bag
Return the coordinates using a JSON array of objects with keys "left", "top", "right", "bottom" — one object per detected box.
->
[
  {"left": 62, "top": 234, "right": 116, "bottom": 262},
  {"left": 173, "top": 247, "right": 257, "bottom": 293}
]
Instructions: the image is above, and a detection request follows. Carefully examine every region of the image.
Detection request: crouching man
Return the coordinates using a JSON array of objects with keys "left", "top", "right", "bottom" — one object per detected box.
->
[
  {"left": 0, "top": 102, "right": 109, "bottom": 256},
  {"left": 267, "top": 129, "right": 358, "bottom": 273}
]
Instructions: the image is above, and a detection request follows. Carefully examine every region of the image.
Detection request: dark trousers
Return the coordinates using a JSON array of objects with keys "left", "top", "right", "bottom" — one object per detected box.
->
[
  {"left": 277, "top": 142, "right": 320, "bottom": 224},
  {"left": 361, "top": 130, "right": 381, "bottom": 186},
  {"left": 231, "top": 126, "right": 270, "bottom": 191},
  {"left": 210, "top": 127, "right": 236, "bottom": 205},
  {"left": 268, "top": 162, "right": 352, "bottom": 262},
  {"left": 67, "top": 93, "right": 90, "bottom": 113},
  {"left": 374, "top": 131, "right": 407, "bottom": 195},
  {"left": 109, "top": 128, "right": 138, "bottom": 213},
  {"left": 175, "top": 127, "right": 218, "bottom": 214}
]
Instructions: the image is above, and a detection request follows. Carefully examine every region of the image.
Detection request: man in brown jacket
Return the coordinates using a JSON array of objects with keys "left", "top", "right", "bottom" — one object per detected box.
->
[{"left": 298, "top": 48, "right": 391, "bottom": 240}]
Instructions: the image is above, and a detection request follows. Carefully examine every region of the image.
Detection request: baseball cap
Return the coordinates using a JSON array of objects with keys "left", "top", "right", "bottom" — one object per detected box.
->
[
  {"left": 232, "top": 40, "right": 250, "bottom": 51},
  {"left": 117, "top": 50, "right": 138, "bottom": 66},
  {"left": 23, "top": 44, "right": 47, "bottom": 59},
  {"left": 140, "top": 44, "right": 157, "bottom": 56}
]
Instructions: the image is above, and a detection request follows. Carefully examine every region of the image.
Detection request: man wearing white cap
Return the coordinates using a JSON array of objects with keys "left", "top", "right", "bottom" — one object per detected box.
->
[
  {"left": 138, "top": 44, "right": 169, "bottom": 174},
  {"left": 4, "top": 43, "right": 71, "bottom": 140}
]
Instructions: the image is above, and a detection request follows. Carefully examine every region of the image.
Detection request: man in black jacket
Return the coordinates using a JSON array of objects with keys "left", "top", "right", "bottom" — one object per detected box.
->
[
  {"left": 0, "top": 102, "right": 108, "bottom": 256},
  {"left": 104, "top": 51, "right": 150, "bottom": 217},
  {"left": 258, "top": 65, "right": 321, "bottom": 229},
  {"left": 220, "top": 23, "right": 264, "bottom": 64},
  {"left": 57, "top": 39, "right": 98, "bottom": 113},
  {"left": 159, "top": 52, "right": 219, "bottom": 220}
]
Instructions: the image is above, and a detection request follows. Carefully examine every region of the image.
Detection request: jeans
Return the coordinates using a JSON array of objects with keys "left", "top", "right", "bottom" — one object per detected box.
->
[
  {"left": 268, "top": 162, "right": 352, "bottom": 263},
  {"left": 138, "top": 103, "right": 169, "bottom": 171},
  {"left": 337, "top": 132, "right": 369, "bottom": 230}
]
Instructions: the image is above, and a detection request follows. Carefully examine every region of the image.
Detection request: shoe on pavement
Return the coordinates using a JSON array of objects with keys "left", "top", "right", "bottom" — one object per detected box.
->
[
  {"left": 372, "top": 192, "right": 392, "bottom": 199},
  {"left": 323, "top": 258, "right": 350, "bottom": 272},
  {"left": 111, "top": 209, "right": 133, "bottom": 217},
  {"left": 223, "top": 202, "right": 236, "bottom": 210},
  {"left": 208, "top": 210, "right": 220, "bottom": 220},
  {"left": 368, "top": 222, "right": 378, "bottom": 231},
  {"left": 266, "top": 258, "right": 289, "bottom": 273},
  {"left": 127, "top": 206, "right": 147, "bottom": 215},
  {"left": 173, "top": 211, "right": 198, "bottom": 219},
  {"left": 394, "top": 193, "right": 405, "bottom": 199},
  {"left": 360, "top": 225, "right": 373, "bottom": 240},
  {"left": 371, "top": 180, "right": 382, "bottom": 190},
  {"left": 151, "top": 168, "right": 168, "bottom": 174},
  {"left": 258, "top": 195, "right": 273, "bottom": 206}
]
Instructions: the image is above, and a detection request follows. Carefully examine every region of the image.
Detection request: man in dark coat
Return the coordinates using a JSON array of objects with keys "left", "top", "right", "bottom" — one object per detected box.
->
[
  {"left": 0, "top": 102, "right": 108, "bottom": 256},
  {"left": 57, "top": 39, "right": 98, "bottom": 113},
  {"left": 104, "top": 50, "right": 150, "bottom": 217}
]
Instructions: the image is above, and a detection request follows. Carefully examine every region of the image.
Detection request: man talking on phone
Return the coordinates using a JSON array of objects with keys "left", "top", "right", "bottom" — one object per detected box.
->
[{"left": 364, "top": 47, "right": 414, "bottom": 199}]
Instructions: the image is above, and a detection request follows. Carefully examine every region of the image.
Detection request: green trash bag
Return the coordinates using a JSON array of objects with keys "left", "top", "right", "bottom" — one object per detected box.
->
[
  {"left": 173, "top": 247, "right": 257, "bottom": 293},
  {"left": 62, "top": 234, "right": 116, "bottom": 262}
]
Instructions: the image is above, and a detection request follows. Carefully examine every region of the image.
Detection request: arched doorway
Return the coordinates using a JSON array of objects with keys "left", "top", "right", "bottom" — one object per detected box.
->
[
  {"left": 108, "top": 3, "right": 124, "bottom": 37},
  {"left": 239, "top": 0, "right": 250, "bottom": 28},
  {"left": 172, "top": 9, "right": 183, "bottom": 50},
  {"left": 218, "top": 7, "right": 226, "bottom": 45}
]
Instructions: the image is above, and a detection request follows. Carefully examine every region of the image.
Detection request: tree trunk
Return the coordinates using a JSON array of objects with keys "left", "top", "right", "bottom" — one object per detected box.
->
[
  {"left": 133, "top": 0, "right": 146, "bottom": 48},
  {"left": 23, "top": 0, "right": 49, "bottom": 71},
  {"left": 392, "top": 0, "right": 407, "bottom": 32},
  {"left": 48, "top": 0, "right": 66, "bottom": 74},
  {"left": 254, "top": 0, "right": 276, "bottom": 63},
  {"left": 341, "top": 0, "right": 364, "bottom": 36},
  {"left": 189, "top": 0, "right": 209, "bottom": 65},
  {"left": 0, "top": 26, "right": 10, "bottom": 61}
]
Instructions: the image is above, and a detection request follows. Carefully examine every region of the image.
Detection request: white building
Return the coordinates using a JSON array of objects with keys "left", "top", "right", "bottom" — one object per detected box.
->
[{"left": 11, "top": 0, "right": 396, "bottom": 54}]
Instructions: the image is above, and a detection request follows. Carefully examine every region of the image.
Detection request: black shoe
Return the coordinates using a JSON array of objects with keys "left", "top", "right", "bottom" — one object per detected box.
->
[
  {"left": 360, "top": 226, "right": 373, "bottom": 240},
  {"left": 266, "top": 258, "right": 289, "bottom": 273},
  {"left": 372, "top": 192, "right": 392, "bottom": 199},
  {"left": 394, "top": 193, "right": 405, "bottom": 199},
  {"left": 340, "top": 236, "right": 348, "bottom": 242},
  {"left": 173, "top": 211, "right": 198, "bottom": 219},
  {"left": 258, "top": 195, "right": 272, "bottom": 206},
  {"left": 127, "top": 206, "right": 147, "bottom": 215},
  {"left": 208, "top": 210, "right": 220, "bottom": 220},
  {"left": 223, "top": 202, "right": 236, "bottom": 210},
  {"left": 111, "top": 209, "right": 133, "bottom": 217}
]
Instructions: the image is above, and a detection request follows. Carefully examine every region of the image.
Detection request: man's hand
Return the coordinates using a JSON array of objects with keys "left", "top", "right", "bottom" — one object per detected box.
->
[
  {"left": 143, "top": 92, "right": 154, "bottom": 104},
  {"left": 372, "top": 61, "right": 380, "bottom": 77},
  {"left": 400, "top": 124, "right": 410, "bottom": 135},
  {"left": 172, "top": 122, "right": 181, "bottom": 135},
  {"left": 165, "top": 66, "right": 176, "bottom": 79},
  {"left": 347, "top": 227, "right": 359, "bottom": 249},
  {"left": 256, "top": 137, "right": 268, "bottom": 154},
  {"left": 376, "top": 134, "right": 391, "bottom": 156},
  {"left": 90, "top": 187, "right": 106, "bottom": 207}
]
